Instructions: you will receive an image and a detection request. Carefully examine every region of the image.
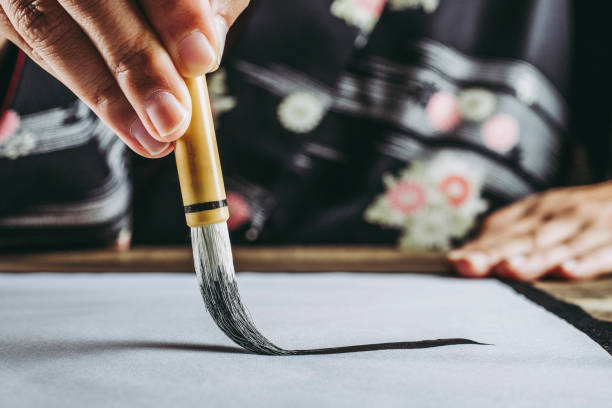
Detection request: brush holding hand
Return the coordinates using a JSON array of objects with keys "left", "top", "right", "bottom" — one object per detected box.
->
[
  {"left": 1, "top": 0, "right": 294, "bottom": 355},
  {"left": 0, "top": 0, "right": 249, "bottom": 157}
]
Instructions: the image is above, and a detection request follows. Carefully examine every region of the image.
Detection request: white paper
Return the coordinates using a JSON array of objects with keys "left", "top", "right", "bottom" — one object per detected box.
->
[{"left": 0, "top": 273, "right": 610, "bottom": 407}]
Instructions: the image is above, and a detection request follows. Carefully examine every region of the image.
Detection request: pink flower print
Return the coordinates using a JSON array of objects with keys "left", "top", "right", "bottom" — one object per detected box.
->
[
  {"left": 481, "top": 113, "right": 519, "bottom": 153},
  {"left": 386, "top": 181, "right": 426, "bottom": 215},
  {"left": 0, "top": 110, "right": 20, "bottom": 144},
  {"left": 226, "top": 191, "right": 251, "bottom": 231},
  {"left": 439, "top": 174, "right": 470, "bottom": 207},
  {"left": 113, "top": 227, "right": 132, "bottom": 252},
  {"left": 426, "top": 92, "right": 461, "bottom": 132},
  {"left": 356, "top": 0, "right": 387, "bottom": 15}
]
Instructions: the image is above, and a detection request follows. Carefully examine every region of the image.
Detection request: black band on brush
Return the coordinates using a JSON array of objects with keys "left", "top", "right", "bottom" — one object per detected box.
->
[{"left": 184, "top": 199, "right": 228, "bottom": 213}]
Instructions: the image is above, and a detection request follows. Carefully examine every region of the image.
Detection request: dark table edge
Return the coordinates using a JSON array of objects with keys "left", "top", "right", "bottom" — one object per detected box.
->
[{"left": 505, "top": 280, "right": 612, "bottom": 357}]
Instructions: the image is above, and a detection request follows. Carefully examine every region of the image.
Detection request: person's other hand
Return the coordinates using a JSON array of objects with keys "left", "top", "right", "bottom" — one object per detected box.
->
[
  {"left": 0, "top": 0, "right": 249, "bottom": 157},
  {"left": 447, "top": 182, "right": 612, "bottom": 281}
]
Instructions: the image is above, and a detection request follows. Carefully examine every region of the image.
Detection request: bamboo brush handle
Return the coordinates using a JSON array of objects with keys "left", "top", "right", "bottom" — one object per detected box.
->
[{"left": 174, "top": 76, "right": 229, "bottom": 227}]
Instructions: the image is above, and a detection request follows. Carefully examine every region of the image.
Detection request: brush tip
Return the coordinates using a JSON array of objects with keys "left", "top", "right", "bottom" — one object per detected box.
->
[{"left": 191, "top": 223, "right": 290, "bottom": 355}]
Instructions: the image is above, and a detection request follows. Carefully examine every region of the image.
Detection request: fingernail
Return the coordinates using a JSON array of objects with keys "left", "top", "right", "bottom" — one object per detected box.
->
[
  {"left": 447, "top": 250, "right": 465, "bottom": 261},
  {"left": 178, "top": 31, "right": 216, "bottom": 75},
  {"left": 130, "top": 119, "right": 169, "bottom": 155},
  {"left": 467, "top": 252, "right": 489, "bottom": 272},
  {"left": 562, "top": 259, "right": 577, "bottom": 269},
  {"left": 508, "top": 255, "right": 527, "bottom": 269},
  {"left": 213, "top": 15, "right": 228, "bottom": 69},
  {"left": 453, "top": 251, "right": 490, "bottom": 277},
  {"left": 145, "top": 91, "right": 188, "bottom": 139},
  {"left": 561, "top": 259, "right": 582, "bottom": 275}
]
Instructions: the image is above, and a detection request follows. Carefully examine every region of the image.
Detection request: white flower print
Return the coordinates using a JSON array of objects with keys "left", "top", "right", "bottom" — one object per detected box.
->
[
  {"left": 114, "top": 226, "right": 132, "bottom": 251},
  {"left": 207, "top": 69, "right": 237, "bottom": 119},
  {"left": 277, "top": 91, "right": 326, "bottom": 134},
  {"left": 458, "top": 88, "right": 497, "bottom": 122},
  {"left": 389, "top": 0, "right": 440, "bottom": 13},
  {"left": 364, "top": 152, "right": 488, "bottom": 250},
  {"left": 330, "top": 0, "right": 386, "bottom": 34},
  {"left": 402, "top": 208, "right": 454, "bottom": 249},
  {"left": 515, "top": 75, "right": 539, "bottom": 105},
  {"left": 421, "top": 0, "right": 440, "bottom": 13},
  {"left": 0, "top": 130, "right": 36, "bottom": 159}
]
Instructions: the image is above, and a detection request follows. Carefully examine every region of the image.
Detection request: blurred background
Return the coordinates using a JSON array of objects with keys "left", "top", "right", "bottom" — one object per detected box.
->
[{"left": 1, "top": 0, "right": 611, "bottom": 253}]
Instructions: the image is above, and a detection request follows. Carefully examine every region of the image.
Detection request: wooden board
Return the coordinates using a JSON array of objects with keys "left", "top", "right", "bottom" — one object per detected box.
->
[
  {"left": 0, "top": 246, "right": 448, "bottom": 273},
  {"left": 1, "top": 245, "right": 610, "bottom": 322}
]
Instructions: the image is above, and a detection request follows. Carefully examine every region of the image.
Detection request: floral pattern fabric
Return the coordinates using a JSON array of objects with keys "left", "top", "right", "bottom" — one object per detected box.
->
[
  {"left": 211, "top": 0, "right": 570, "bottom": 248},
  {"left": 1, "top": 0, "right": 580, "bottom": 249},
  {"left": 365, "top": 153, "right": 487, "bottom": 250},
  {"left": 330, "top": 0, "right": 387, "bottom": 34},
  {"left": 388, "top": 0, "right": 439, "bottom": 13},
  {"left": 277, "top": 92, "right": 327, "bottom": 134},
  {"left": 0, "top": 50, "right": 132, "bottom": 250}
]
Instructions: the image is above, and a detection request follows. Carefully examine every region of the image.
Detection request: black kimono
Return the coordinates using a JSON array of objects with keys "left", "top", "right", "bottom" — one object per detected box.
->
[{"left": 0, "top": 0, "right": 610, "bottom": 250}]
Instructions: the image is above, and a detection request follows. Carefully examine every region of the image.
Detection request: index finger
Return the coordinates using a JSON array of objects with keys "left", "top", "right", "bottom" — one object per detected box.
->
[{"left": 139, "top": 0, "right": 220, "bottom": 77}]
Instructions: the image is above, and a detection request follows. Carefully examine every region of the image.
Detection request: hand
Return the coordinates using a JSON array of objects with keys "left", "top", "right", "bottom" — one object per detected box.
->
[
  {"left": 0, "top": 0, "right": 249, "bottom": 157},
  {"left": 447, "top": 182, "right": 612, "bottom": 280}
]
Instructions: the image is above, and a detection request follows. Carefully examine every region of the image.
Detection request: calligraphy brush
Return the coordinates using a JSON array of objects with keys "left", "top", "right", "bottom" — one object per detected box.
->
[
  {"left": 173, "top": 85, "right": 485, "bottom": 356},
  {"left": 172, "top": 78, "right": 486, "bottom": 357},
  {"left": 174, "top": 76, "right": 293, "bottom": 355}
]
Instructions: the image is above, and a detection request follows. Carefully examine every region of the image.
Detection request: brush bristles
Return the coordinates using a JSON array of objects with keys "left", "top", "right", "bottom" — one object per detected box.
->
[
  {"left": 191, "top": 223, "right": 293, "bottom": 355},
  {"left": 191, "top": 223, "right": 485, "bottom": 356}
]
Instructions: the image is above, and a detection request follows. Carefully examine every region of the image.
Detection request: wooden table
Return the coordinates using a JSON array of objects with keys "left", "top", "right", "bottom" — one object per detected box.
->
[{"left": 1, "top": 245, "right": 611, "bottom": 323}]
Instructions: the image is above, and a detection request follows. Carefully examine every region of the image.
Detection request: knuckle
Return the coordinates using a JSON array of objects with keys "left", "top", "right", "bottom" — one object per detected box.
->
[
  {"left": 563, "top": 203, "right": 581, "bottom": 215},
  {"left": 0, "top": 7, "right": 13, "bottom": 29},
  {"left": 64, "top": 0, "right": 98, "bottom": 15},
  {"left": 143, "top": 2, "right": 206, "bottom": 39},
  {"left": 108, "top": 42, "right": 157, "bottom": 79},
  {"left": 7, "top": 0, "right": 66, "bottom": 49},
  {"left": 480, "top": 217, "right": 497, "bottom": 230},
  {"left": 27, "top": 47, "right": 46, "bottom": 66},
  {"left": 178, "top": 12, "right": 202, "bottom": 31},
  {"left": 168, "top": 13, "right": 203, "bottom": 37},
  {"left": 90, "top": 75, "right": 117, "bottom": 113},
  {"left": 6, "top": 0, "right": 44, "bottom": 31},
  {"left": 483, "top": 209, "right": 510, "bottom": 226}
]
